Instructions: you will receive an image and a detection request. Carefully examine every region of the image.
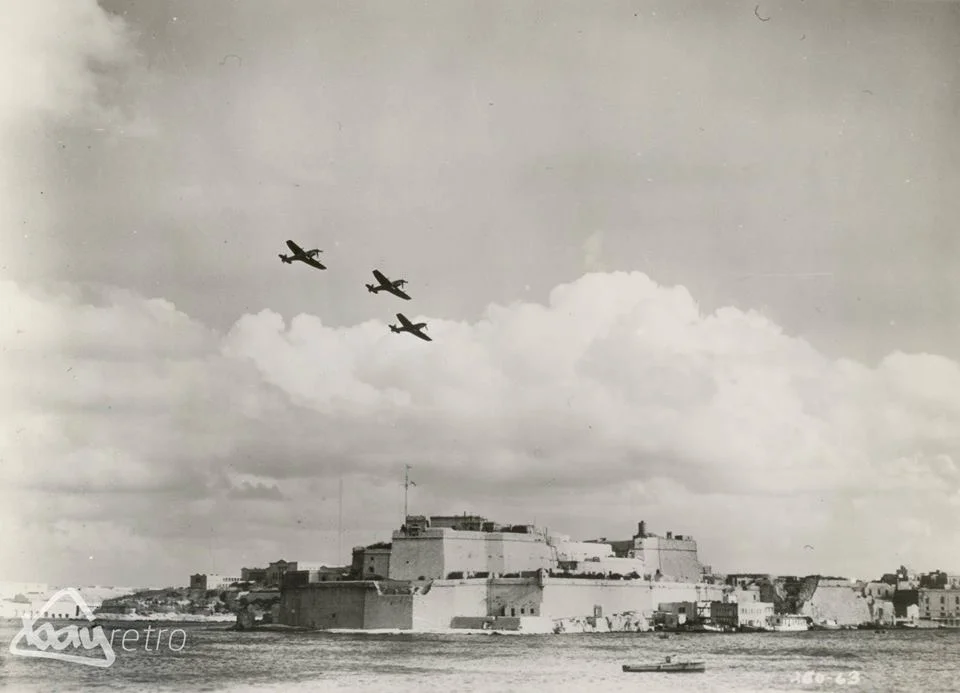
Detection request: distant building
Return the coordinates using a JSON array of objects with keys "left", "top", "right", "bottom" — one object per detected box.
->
[
  {"left": 710, "top": 599, "right": 774, "bottom": 629},
  {"left": 241, "top": 567, "right": 268, "bottom": 583},
  {"left": 739, "top": 602, "right": 775, "bottom": 629},
  {"left": 189, "top": 574, "right": 241, "bottom": 591},
  {"left": 864, "top": 581, "right": 896, "bottom": 600},
  {"left": 710, "top": 601, "right": 738, "bottom": 629},
  {"left": 0, "top": 582, "right": 48, "bottom": 600},
  {"left": 0, "top": 592, "right": 92, "bottom": 620},
  {"left": 768, "top": 614, "right": 809, "bottom": 631},
  {"left": 657, "top": 601, "right": 699, "bottom": 629},
  {"left": 266, "top": 560, "right": 294, "bottom": 587},
  {"left": 868, "top": 598, "right": 895, "bottom": 625},
  {"left": 237, "top": 560, "right": 341, "bottom": 587},
  {"left": 283, "top": 567, "right": 350, "bottom": 589},
  {"left": 920, "top": 588, "right": 960, "bottom": 625},
  {"left": 352, "top": 543, "right": 392, "bottom": 579},
  {"left": 725, "top": 574, "right": 771, "bottom": 589},
  {"left": 919, "top": 571, "right": 950, "bottom": 589},
  {"left": 728, "top": 587, "right": 762, "bottom": 604}
]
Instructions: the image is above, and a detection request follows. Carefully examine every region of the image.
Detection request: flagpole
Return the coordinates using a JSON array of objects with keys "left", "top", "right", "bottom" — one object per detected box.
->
[
  {"left": 338, "top": 476, "right": 343, "bottom": 564},
  {"left": 404, "top": 465, "right": 410, "bottom": 521}
]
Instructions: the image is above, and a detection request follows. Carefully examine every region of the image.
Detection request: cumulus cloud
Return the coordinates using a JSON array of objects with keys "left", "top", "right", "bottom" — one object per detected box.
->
[
  {"left": 1, "top": 272, "right": 958, "bottom": 584},
  {"left": 0, "top": 1, "right": 138, "bottom": 129}
]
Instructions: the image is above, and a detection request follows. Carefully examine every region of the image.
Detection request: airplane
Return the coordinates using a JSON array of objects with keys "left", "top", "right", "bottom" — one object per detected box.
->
[
  {"left": 365, "top": 269, "right": 411, "bottom": 300},
  {"left": 389, "top": 312, "right": 431, "bottom": 342},
  {"left": 278, "top": 240, "right": 326, "bottom": 270}
]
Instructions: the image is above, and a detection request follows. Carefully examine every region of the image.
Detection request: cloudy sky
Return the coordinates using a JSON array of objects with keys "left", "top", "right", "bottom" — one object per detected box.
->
[{"left": 1, "top": 0, "right": 959, "bottom": 588}]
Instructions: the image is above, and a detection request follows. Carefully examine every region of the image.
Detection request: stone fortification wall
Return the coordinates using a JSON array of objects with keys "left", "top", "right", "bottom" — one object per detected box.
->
[
  {"left": 389, "top": 530, "right": 555, "bottom": 581},
  {"left": 280, "top": 576, "right": 724, "bottom": 632},
  {"left": 540, "top": 578, "right": 723, "bottom": 620},
  {"left": 639, "top": 537, "right": 702, "bottom": 582},
  {"left": 411, "top": 579, "right": 489, "bottom": 629},
  {"left": 279, "top": 582, "right": 368, "bottom": 629},
  {"left": 553, "top": 611, "right": 650, "bottom": 633},
  {"left": 278, "top": 582, "right": 417, "bottom": 629}
]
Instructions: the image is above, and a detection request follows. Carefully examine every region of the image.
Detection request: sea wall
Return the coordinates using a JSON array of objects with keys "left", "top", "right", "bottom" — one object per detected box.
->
[
  {"left": 541, "top": 578, "right": 724, "bottom": 619},
  {"left": 279, "top": 577, "right": 725, "bottom": 631},
  {"left": 411, "top": 579, "right": 488, "bottom": 630},
  {"left": 278, "top": 582, "right": 368, "bottom": 629},
  {"left": 553, "top": 611, "right": 650, "bottom": 633}
]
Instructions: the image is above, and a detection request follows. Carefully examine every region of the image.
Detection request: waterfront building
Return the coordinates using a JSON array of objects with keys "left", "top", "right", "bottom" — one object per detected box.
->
[
  {"left": 709, "top": 600, "right": 774, "bottom": 630},
  {"left": 919, "top": 588, "right": 960, "bottom": 626},
  {"left": 739, "top": 601, "right": 775, "bottom": 629},
  {"left": 189, "top": 574, "right": 242, "bottom": 591},
  {"left": 767, "top": 614, "right": 809, "bottom": 631}
]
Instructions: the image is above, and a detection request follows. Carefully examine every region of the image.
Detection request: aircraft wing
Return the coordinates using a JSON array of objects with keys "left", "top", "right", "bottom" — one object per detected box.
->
[
  {"left": 302, "top": 256, "right": 326, "bottom": 270},
  {"left": 286, "top": 239, "right": 304, "bottom": 254},
  {"left": 411, "top": 328, "right": 432, "bottom": 342},
  {"left": 388, "top": 286, "right": 412, "bottom": 300},
  {"left": 372, "top": 269, "right": 390, "bottom": 286},
  {"left": 396, "top": 313, "right": 414, "bottom": 329}
]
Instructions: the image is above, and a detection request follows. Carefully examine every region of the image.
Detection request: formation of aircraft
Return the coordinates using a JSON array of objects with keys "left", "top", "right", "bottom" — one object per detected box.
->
[
  {"left": 279, "top": 240, "right": 325, "bottom": 270},
  {"left": 279, "top": 240, "right": 432, "bottom": 342},
  {"left": 389, "top": 312, "right": 431, "bottom": 342}
]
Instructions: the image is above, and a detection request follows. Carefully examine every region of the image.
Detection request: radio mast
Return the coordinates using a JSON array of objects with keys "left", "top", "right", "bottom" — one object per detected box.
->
[
  {"left": 403, "top": 465, "right": 416, "bottom": 522},
  {"left": 338, "top": 476, "right": 343, "bottom": 564}
]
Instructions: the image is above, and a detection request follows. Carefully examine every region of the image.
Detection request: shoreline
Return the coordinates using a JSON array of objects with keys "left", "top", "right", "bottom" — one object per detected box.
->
[{"left": 92, "top": 612, "right": 237, "bottom": 624}]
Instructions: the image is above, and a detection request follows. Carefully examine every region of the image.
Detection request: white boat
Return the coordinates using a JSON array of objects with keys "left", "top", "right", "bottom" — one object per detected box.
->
[{"left": 623, "top": 656, "right": 706, "bottom": 673}]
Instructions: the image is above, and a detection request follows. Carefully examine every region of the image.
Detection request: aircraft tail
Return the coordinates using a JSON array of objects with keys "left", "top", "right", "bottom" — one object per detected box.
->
[
  {"left": 279, "top": 254, "right": 293, "bottom": 264},
  {"left": 389, "top": 325, "right": 401, "bottom": 333},
  {"left": 366, "top": 284, "right": 377, "bottom": 293}
]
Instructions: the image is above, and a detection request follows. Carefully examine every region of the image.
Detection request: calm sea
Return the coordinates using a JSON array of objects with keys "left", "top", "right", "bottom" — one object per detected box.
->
[{"left": 1, "top": 622, "right": 958, "bottom": 692}]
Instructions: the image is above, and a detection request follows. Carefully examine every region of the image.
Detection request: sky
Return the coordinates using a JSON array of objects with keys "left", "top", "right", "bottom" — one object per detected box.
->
[{"left": 1, "top": 0, "right": 959, "bottom": 588}]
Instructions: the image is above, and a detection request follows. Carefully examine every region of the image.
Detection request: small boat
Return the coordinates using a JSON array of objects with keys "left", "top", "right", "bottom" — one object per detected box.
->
[{"left": 622, "top": 656, "right": 706, "bottom": 673}]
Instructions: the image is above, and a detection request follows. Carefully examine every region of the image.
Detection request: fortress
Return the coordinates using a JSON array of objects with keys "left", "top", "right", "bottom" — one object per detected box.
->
[{"left": 278, "top": 515, "right": 723, "bottom": 631}]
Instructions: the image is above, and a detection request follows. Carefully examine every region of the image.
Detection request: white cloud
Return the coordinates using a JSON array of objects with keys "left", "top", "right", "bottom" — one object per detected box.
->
[
  {"left": 0, "top": 1, "right": 136, "bottom": 129},
  {"left": 1, "top": 271, "right": 958, "bottom": 584}
]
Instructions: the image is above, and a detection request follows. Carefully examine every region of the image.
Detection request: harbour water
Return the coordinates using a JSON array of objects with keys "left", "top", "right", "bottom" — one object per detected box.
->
[{"left": 1, "top": 622, "right": 958, "bottom": 692}]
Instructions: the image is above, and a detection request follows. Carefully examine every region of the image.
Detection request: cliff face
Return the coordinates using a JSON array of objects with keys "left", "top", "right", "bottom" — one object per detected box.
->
[
  {"left": 235, "top": 590, "right": 282, "bottom": 630},
  {"left": 760, "top": 577, "right": 818, "bottom": 614},
  {"left": 799, "top": 580, "right": 872, "bottom": 626},
  {"left": 98, "top": 587, "right": 235, "bottom": 617}
]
